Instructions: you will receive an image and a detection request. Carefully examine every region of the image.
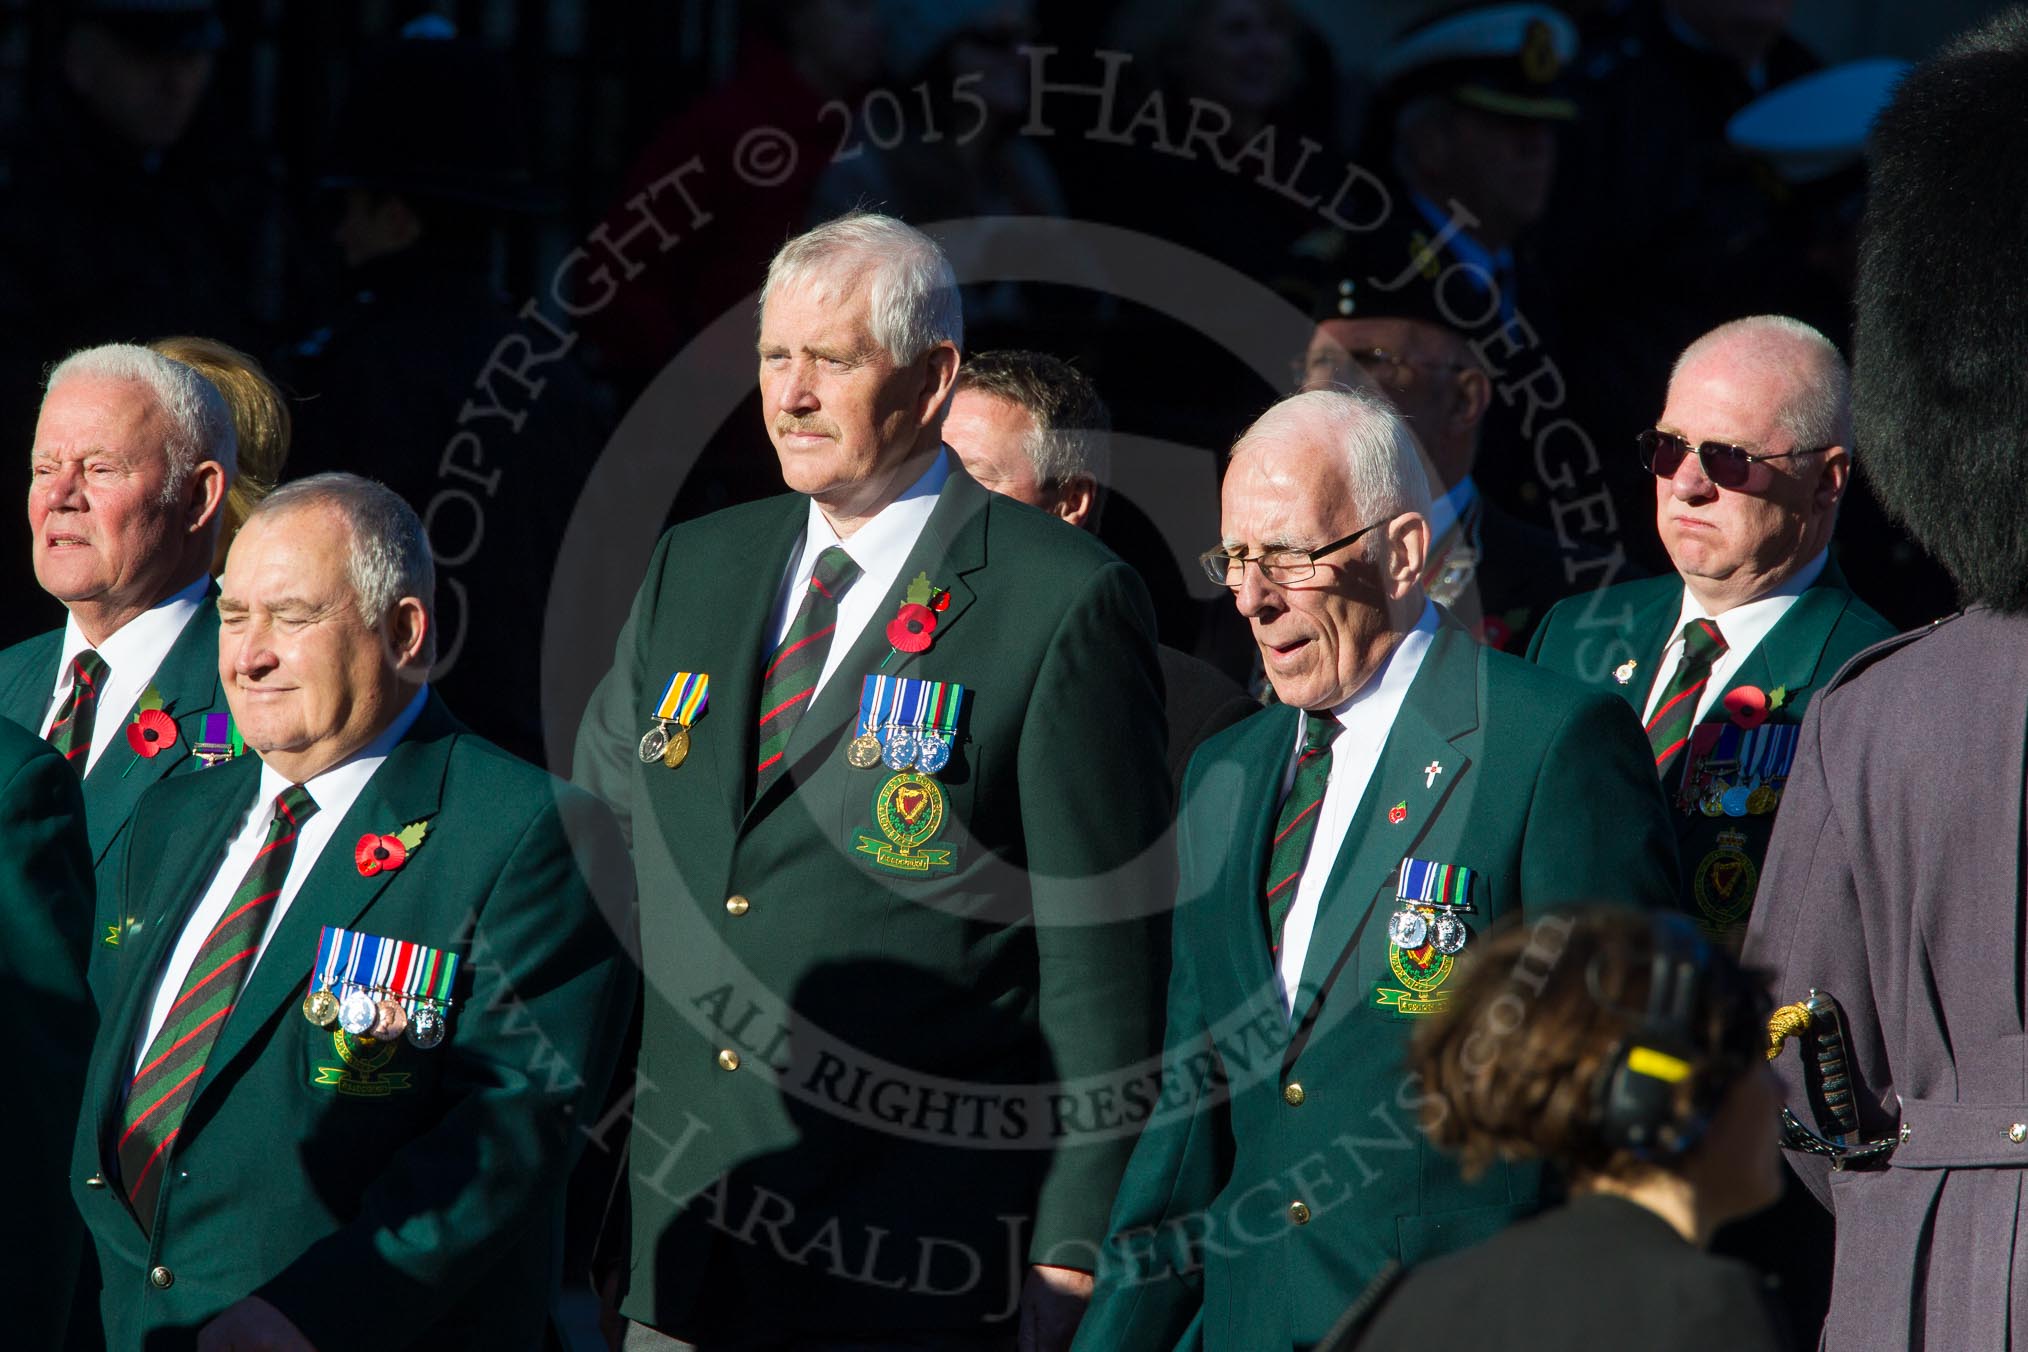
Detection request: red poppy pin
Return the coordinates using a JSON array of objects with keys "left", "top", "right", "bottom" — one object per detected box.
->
[
  {"left": 1724, "top": 685, "right": 1770, "bottom": 730},
  {"left": 1388, "top": 801, "right": 1408, "bottom": 825},
  {"left": 122, "top": 685, "right": 177, "bottom": 774},
  {"left": 356, "top": 820, "right": 430, "bottom": 877},
  {"left": 883, "top": 572, "right": 950, "bottom": 664}
]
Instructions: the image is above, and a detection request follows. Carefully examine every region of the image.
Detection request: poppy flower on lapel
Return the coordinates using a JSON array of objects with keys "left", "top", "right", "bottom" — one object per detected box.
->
[
  {"left": 1724, "top": 685, "right": 1770, "bottom": 729},
  {"left": 886, "top": 602, "right": 938, "bottom": 654},
  {"left": 125, "top": 708, "right": 178, "bottom": 758},
  {"left": 355, "top": 820, "right": 430, "bottom": 877}
]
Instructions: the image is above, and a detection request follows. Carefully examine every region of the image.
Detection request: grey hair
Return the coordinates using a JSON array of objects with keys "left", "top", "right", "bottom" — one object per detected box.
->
[
  {"left": 952, "top": 349, "right": 1111, "bottom": 489},
  {"left": 45, "top": 343, "right": 239, "bottom": 500},
  {"left": 1234, "top": 387, "right": 1434, "bottom": 561},
  {"left": 1672, "top": 315, "right": 1854, "bottom": 453},
  {"left": 251, "top": 473, "right": 436, "bottom": 657},
  {"left": 760, "top": 210, "right": 963, "bottom": 363}
]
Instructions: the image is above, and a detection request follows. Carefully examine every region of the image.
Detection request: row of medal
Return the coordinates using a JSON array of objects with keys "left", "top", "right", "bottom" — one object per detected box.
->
[
  {"left": 300, "top": 924, "right": 460, "bottom": 1050},
  {"left": 1386, "top": 857, "right": 1478, "bottom": 956},
  {"left": 1677, "top": 723, "right": 1798, "bottom": 818},
  {"left": 846, "top": 674, "right": 965, "bottom": 774},
  {"left": 639, "top": 672, "right": 709, "bottom": 769}
]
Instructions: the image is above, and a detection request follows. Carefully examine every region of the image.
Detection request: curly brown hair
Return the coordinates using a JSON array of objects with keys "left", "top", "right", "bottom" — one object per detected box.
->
[{"left": 1410, "top": 909, "right": 1768, "bottom": 1181}]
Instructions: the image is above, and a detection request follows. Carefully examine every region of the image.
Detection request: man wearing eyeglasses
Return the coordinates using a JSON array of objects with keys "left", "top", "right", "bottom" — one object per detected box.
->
[
  {"left": 1076, "top": 386, "right": 1676, "bottom": 1352},
  {"left": 1294, "top": 226, "right": 1627, "bottom": 654},
  {"left": 1527, "top": 314, "right": 1892, "bottom": 949}
]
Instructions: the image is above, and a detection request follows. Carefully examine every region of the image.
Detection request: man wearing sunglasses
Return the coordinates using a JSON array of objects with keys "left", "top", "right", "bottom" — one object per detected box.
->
[
  {"left": 1078, "top": 386, "right": 1676, "bottom": 1352},
  {"left": 1528, "top": 314, "right": 1891, "bottom": 951}
]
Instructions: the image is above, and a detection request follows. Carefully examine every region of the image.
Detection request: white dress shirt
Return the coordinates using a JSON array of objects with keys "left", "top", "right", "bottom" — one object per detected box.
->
[
  {"left": 41, "top": 575, "right": 209, "bottom": 775},
  {"left": 771, "top": 447, "right": 950, "bottom": 701},
  {"left": 1641, "top": 550, "right": 1827, "bottom": 726},
  {"left": 131, "top": 686, "right": 429, "bottom": 1076},
  {"left": 1276, "top": 600, "right": 1440, "bottom": 1015}
]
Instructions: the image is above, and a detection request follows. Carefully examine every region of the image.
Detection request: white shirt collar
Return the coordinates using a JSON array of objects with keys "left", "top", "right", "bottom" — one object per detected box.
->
[
  {"left": 252, "top": 684, "right": 431, "bottom": 813},
  {"left": 794, "top": 446, "right": 951, "bottom": 578},
  {"left": 1672, "top": 548, "right": 1827, "bottom": 648},
  {"left": 46, "top": 574, "right": 210, "bottom": 772},
  {"left": 1424, "top": 477, "right": 1478, "bottom": 548}
]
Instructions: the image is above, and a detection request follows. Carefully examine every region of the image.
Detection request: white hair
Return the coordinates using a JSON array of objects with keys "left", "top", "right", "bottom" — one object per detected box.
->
[
  {"left": 1235, "top": 387, "right": 1434, "bottom": 560},
  {"left": 44, "top": 343, "right": 238, "bottom": 499},
  {"left": 760, "top": 210, "right": 963, "bottom": 363},
  {"left": 252, "top": 473, "right": 436, "bottom": 659},
  {"left": 1672, "top": 315, "right": 1854, "bottom": 453}
]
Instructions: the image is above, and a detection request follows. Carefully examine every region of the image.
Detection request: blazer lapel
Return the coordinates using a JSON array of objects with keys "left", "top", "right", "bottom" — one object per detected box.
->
[
  {"left": 1286, "top": 625, "right": 1481, "bottom": 1041},
  {"left": 749, "top": 468, "right": 991, "bottom": 823},
  {"left": 194, "top": 699, "right": 458, "bottom": 1101},
  {"left": 1208, "top": 704, "right": 1302, "bottom": 1001},
  {"left": 1621, "top": 583, "right": 1684, "bottom": 717},
  {"left": 698, "top": 500, "right": 807, "bottom": 826},
  {"left": 88, "top": 758, "right": 260, "bottom": 1166},
  {"left": 1707, "top": 570, "right": 1857, "bottom": 718},
  {"left": 80, "top": 594, "right": 224, "bottom": 868}
]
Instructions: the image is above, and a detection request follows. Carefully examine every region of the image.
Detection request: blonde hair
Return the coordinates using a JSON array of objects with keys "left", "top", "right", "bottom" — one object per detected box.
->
[{"left": 149, "top": 335, "right": 291, "bottom": 572}]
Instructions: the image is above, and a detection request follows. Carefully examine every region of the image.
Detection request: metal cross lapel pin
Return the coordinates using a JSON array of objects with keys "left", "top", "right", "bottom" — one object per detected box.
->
[{"left": 1425, "top": 761, "right": 1442, "bottom": 788}]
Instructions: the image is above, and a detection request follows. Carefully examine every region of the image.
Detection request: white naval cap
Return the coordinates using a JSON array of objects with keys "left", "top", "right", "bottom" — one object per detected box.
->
[{"left": 1727, "top": 58, "right": 1912, "bottom": 185}]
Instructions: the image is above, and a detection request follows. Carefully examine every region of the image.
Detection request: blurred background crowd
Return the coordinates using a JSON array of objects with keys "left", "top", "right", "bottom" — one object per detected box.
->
[{"left": 0, "top": 0, "right": 2003, "bottom": 767}]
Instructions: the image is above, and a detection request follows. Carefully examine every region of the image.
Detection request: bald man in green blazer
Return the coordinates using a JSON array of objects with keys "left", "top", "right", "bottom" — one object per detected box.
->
[{"left": 1075, "top": 389, "right": 1676, "bottom": 1352}]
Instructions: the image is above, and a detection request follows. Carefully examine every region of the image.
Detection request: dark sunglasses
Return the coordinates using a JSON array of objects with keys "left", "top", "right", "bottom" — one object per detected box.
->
[{"left": 1637, "top": 428, "right": 1829, "bottom": 490}]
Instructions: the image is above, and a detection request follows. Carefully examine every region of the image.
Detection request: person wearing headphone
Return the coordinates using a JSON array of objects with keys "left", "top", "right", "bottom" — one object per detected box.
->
[{"left": 1330, "top": 909, "right": 1792, "bottom": 1351}]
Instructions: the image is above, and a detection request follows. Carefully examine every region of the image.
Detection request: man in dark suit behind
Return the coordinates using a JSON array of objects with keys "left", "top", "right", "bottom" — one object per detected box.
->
[
  {"left": 71, "top": 473, "right": 633, "bottom": 1350},
  {"left": 0, "top": 343, "right": 237, "bottom": 999},
  {"left": 944, "top": 348, "right": 1257, "bottom": 799},
  {"left": 576, "top": 211, "right": 1173, "bottom": 1348}
]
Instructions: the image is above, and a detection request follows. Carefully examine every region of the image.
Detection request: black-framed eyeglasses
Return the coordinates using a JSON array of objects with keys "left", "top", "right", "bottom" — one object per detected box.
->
[
  {"left": 1199, "top": 517, "right": 1393, "bottom": 587},
  {"left": 1637, "top": 428, "right": 1830, "bottom": 491}
]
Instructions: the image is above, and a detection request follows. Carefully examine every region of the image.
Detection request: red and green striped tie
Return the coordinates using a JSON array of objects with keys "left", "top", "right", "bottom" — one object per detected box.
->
[
  {"left": 1262, "top": 716, "right": 1343, "bottom": 956},
  {"left": 1647, "top": 619, "right": 1729, "bottom": 772},
  {"left": 119, "top": 784, "right": 318, "bottom": 1232},
  {"left": 47, "top": 649, "right": 109, "bottom": 770},
  {"left": 754, "top": 546, "right": 861, "bottom": 798}
]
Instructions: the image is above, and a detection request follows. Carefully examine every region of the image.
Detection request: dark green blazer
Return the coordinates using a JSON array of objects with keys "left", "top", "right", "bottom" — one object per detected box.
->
[
  {"left": 0, "top": 593, "right": 230, "bottom": 999},
  {"left": 574, "top": 468, "right": 1174, "bottom": 1337},
  {"left": 2, "top": 718, "right": 94, "bottom": 1350},
  {"left": 71, "top": 695, "right": 635, "bottom": 1350},
  {"left": 1075, "top": 619, "right": 1679, "bottom": 1352},
  {"left": 1526, "top": 563, "right": 1895, "bottom": 941}
]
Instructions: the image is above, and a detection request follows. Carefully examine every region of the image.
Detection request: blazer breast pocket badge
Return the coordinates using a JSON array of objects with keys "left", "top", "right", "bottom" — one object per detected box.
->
[
  {"left": 848, "top": 675, "right": 966, "bottom": 875},
  {"left": 301, "top": 926, "right": 461, "bottom": 1095},
  {"left": 1375, "top": 857, "right": 1477, "bottom": 1017}
]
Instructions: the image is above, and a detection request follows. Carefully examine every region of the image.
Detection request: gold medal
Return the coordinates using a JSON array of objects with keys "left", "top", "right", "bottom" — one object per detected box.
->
[
  {"left": 302, "top": 988, "right": 339, "bottom": 1028},
  {"left": 1747, "top": 785, "right": 1779, "bottom": 815},
  {"left": 847, "top": 731, "right": 882, "bottom": 769},
  {"left": 662, "top": 724, "right": 691, "bottom": 768}
]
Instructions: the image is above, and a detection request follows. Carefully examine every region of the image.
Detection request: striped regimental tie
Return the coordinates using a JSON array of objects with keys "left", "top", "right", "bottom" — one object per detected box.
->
[
  {"left": 46, "top": 649, "right": 110, "bottom": 770},
  {"left": 1262, "top": 716, "right": 1344, "bottom": 956},
  {"left": 753, "top": 546, "right": 861, "bottom": 799},
  {"left": 118, "top": 784, "right": 318, "bottom": 1233},
  {"left": 1646, "top": 618, "right": 1729, "bottom": 774}
]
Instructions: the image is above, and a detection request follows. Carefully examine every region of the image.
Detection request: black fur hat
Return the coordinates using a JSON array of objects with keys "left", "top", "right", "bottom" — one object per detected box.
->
[{"left": 1855, "top": 8, "right": 2028, "bottom": 611}]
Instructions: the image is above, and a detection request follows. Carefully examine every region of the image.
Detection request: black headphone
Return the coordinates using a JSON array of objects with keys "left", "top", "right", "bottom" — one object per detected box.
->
[{"left": 1591, "top": 913, "right": 1721, "bottom": 1160}]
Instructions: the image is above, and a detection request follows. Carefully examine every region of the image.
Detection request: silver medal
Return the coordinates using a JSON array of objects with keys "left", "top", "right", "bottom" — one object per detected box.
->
[
  {"left": 1388, "top": 908, "right": 1429, "bottom": 950},
  {"left": 338, "top": 988, "right": 379, "bottom": 1037},
  {"left": 407, "top": 1002, "right": 447, "bottom": 1049},
  {"left": 880, "top": 726, "right": 918, "bottom": 771},
  {"left": 637, "top": 723, "right": 668, "bottom": 764},
  {"left": 916, "top": 733, "right": 952, "bottom": 774},
  {"left": 1432, "top": 911, "right": 1469, "bottom": 955}
]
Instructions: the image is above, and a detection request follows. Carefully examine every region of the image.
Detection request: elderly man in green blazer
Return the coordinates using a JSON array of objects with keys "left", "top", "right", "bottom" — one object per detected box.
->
[
  {"left": 3, "top": 718, "right": 94, "bottom": 1349},
  {"left": 71, "top": 475, "right": 633, "bottom": 1351},
  {"left": 0, "top": 343, "right": 238, "bottom": 1000},
  {"left": 575, "top": 212, "right": 1172, "bottom": 1348},
  {"left": 1075, "top": 388, "right": 1677, "bottom": 1351},
  {"left": 1526, "top": 316, "right": 1895, "bottom": 946}
]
